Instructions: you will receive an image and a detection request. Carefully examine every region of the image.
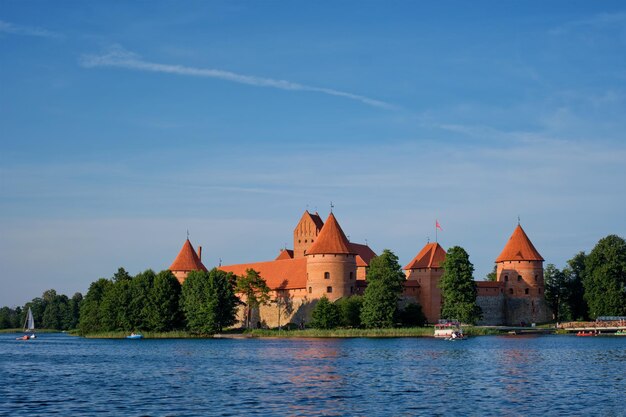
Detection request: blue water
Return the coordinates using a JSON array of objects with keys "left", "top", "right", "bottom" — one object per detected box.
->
[{"left": 1, "top": 333, "right": 625, "bottom": 416}]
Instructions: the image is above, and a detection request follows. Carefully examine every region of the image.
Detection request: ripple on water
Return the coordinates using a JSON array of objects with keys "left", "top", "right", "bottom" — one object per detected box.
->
[{"left": 1, "top": 334, "right": 626, "bottom": 416}]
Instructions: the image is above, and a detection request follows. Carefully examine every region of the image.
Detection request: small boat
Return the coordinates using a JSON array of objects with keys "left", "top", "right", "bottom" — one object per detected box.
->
[
  {"left": 576, "top": 331, "right": 596, "bottom": 337},
  {"left": 16, "top": 307, "right": 36, "bottom": 340},
  {"left": 435, "top": 320, "right": 465, "bottom": 339},
  {"left": 126, "top": 333, "right": 143, "bottom": 339},
  {"left": 614, "top": 330, "right": 626, "bottom": 336}
]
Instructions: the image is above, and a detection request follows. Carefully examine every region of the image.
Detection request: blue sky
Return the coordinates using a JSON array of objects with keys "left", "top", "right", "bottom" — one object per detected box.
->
[{"left": 1, "top": 1, "right": 625, "bottom": 306}]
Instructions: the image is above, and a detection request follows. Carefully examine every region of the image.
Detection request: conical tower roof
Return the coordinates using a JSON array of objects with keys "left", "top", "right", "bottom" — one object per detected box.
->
[
  {"left": 306, "top": 213, "right": 353, "bottom": 255},
  {"left": 404, "top": 242, "right": 447, "bottom": 269},
  {"left": 169, "top": 239, "right": 207, "bottom": 271},
  {"left": 495, "top": 224, "right": 544, "bottom": 263}
]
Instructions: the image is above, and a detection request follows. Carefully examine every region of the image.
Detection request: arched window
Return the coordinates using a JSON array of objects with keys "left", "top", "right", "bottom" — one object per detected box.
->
[
  {"left": 509, "top": 288, "right": 514, "bottom": 295},
  {"left": 308, "top": 287, "right": 312, "bottom": 293},
  {"left": 324, "top": 272, "right": 330, "bottom": 279},
  {"left": 534, "top": 274, "right": 538, "bottom": 281},
  {"left": 525, "top": 288, "right": 529, "bottom": 295},
  {"left": 517, "top": 275, "right": 522, "bottom": 282},
  {"left": 327, "top": 286, "right": 332, "bottom": 293},
  {"left": 349, "top": 272, "right": 354, "bottom": 280},
  {"left": 505, "top": 275, "right": 509, "bottom": 282}
]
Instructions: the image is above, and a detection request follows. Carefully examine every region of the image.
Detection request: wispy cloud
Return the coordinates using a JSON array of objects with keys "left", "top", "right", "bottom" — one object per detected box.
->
[
  {"left": 0, "top": 20, "right": 63, "bottom": 38},
  {"left": 80, "top": 45, "right": 396, "bottom": 109},
  {"left": 550, "top": 12, "right": 626, "bottom": 35}
]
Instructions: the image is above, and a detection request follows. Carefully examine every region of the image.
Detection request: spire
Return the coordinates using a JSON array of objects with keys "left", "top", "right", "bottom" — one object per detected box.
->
[
  {"left": 306, "top": 213, "right": 353, "bottom": 255},
  {"left": 495, "top": 224, "right": 544, "bottom": 263},
  {"left": 404, "top": 242, "right": 447, "bottom": 270},
  {"left": 169, "top": 239, "right": 207, "bottom": 271}
]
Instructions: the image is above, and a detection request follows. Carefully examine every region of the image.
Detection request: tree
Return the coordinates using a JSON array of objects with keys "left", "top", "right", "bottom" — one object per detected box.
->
[
  {"left": 361, "top": 249, "right": 405, "bottom": 328},
  {"left": 544, "top": 264, "right": 571, "bottom": 322},
  {"left": 397, "top": 302, "right": 426, "bottom": 327},
  {"left": 563, "top": 252, "right": 588, "bottom": 321},
  {"left": 99, "top": 278, "right": 133, "bottom": 331},
  {"left": 235, "top": 269, "right": 271, "bottom": 328},
  {"left": 485, "top": 265, "right": 497, "bottom": 282},
  {"left": 181, "top": 268, "right": 239, "bottom": 334},
  {"left": 583, "top": 235, "right": 626, "bottom": 318},
  {"left": 66, "top": 293, "right": 83, "bottom": 330},
  {"left": 145, "top": 270, "right": 183, "bottom": 331},
  {"left": 439, "top": 246, "right": 482, "bottom": 324},
  {"left": 335, "top": 295, "right": 363, "bottom": 328},
  {"left": 310, "top": 296, "right": 341, "bottom": 329},
  {"left": 129, "top": 270, "right": 156, "bottom": 329},
  {"left": 79, "top": 278, "right": 112, "bottom": 333}
]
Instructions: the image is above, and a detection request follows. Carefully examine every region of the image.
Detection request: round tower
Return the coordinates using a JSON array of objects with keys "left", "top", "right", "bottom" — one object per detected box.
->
[
  {"left": 169, "top": 239, "right": 207, "bottom": 284},
  {"left": 496, "top": 224, "right": 551, "bottom": 324},
  {"left": 305, "top": 212, "right": 356, "bottom": 300}
]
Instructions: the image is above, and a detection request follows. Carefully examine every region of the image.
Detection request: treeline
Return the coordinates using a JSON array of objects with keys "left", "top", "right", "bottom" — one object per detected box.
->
[
  {"left": 0, "top": 289, "right": 83, "bottom": 330},
  {"left": 310, "top": 250, "right": 427, "bottom": 329},
  {"left": 545, "top": 234, "right": 626, "bottom": 322}
]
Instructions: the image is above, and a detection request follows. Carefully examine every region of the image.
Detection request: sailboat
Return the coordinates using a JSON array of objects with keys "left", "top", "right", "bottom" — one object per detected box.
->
[{"left": 16, "top": 307, "right": 36, "bottom": 340}]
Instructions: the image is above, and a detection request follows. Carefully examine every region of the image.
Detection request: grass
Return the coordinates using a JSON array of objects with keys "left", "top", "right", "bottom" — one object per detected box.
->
[
  {"left": 244, "top": 326, "right": 503, "bottom": 338},
  {"left": 67, "top": 325, "right": 506, "bottom": 339},
  {"left": 0, "top": 328, "right": 61, "bottom": 334}
]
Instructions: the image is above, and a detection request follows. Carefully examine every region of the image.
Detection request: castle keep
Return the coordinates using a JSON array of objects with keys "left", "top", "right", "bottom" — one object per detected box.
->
[{"left": 169, "top": 211, "right": 550, "bottom": 326}]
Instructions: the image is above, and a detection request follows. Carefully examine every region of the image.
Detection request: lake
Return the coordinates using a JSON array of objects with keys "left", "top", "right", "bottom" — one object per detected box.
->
[{"left": 1, "top": 333, "right": 625, "bottom": 416}]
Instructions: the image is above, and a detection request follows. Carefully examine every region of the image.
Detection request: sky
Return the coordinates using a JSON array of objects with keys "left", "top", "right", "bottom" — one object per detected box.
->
[{"left": 1, "top": 1, "right": 625, "bottom": 307}]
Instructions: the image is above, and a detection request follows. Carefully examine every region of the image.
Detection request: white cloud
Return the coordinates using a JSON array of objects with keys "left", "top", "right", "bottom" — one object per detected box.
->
[
  {"left": 0, "top": 20, "right": 63, "bottom": 38},
  {"left": 79, "top": 45, "right": 396, "bottom": 109}
]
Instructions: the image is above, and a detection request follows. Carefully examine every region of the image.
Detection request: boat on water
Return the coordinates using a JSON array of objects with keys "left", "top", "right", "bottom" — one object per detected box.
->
[
  {"left": 576, "top": 331, "right": 596, "bottom": 337},
  {"left": 614, "top": 330, "right": 626, "bottom": 336},
  {"left": 16, "top": 307, "right": 37, "bottom": 340},
  {"left": 435, "top": 320, "right": 465, "bottom": 339},
  {"left": 126, "top": 333, "right": 143, "bottom": 339}
]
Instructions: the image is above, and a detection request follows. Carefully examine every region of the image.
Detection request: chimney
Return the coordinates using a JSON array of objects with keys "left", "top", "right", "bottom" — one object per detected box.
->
[{"left": 197, "top": 246, "right": 202, "bottom": 261}]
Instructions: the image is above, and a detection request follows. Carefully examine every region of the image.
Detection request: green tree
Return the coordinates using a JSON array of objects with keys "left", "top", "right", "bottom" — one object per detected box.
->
[
  {"left": 0, "top": 307, "right": 13, "bottom": 329},
  {"left": 583, "top": 235, "right": 626, "bottom": 318},
  {"left": 99, "top": 278, "right": 133, "bottom": 331},
  {"left": 310, "top": 296, "right": 341, "bottom": 329},
  {"left": 79, "top": 278, "right": 112, "bottom": 333},
  {"left": 181, "top": 268, "right": 239, "bottom": 334},
  {"left": 397, "top": 302, "right": 427, "bottom": 327},
  {"left": 235, "top": 269, "right": 271, "bottom": 328},
  {"left": 485, "top": 265, "right": 497, "bottom": 282},
  {"left": 129, "top": 269, "right": 156, "bottom": 329},
  {"left": 335, "top": 295, "right": 363, "bottom": 328},
  {"left": 145, "top": 270, "right": 182, "bottom": 331},
  {"left": 361, "top": 249, "right": 405, "bottom": 328},
  {"left": 65, "top": 292, "right": 83, "bottom": 330},
  {"left": 544, "top": 264, "right": 571, "bottom": 322},
  {"left": 439, "top": 246, "right": 482, "bottom": 324},
  {"left": 563, "top": 252, "right": 588, "bottom": 321}
]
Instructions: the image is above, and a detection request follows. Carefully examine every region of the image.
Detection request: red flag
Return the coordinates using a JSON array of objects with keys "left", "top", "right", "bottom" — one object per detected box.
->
[{"left": 436, "top": 220, "right": 443, "bottom": 231}]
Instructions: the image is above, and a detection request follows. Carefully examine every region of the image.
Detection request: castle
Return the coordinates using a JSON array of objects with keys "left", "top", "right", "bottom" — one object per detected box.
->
[{"left": 169, "top": 210, "right": 551, "bottom": 327}]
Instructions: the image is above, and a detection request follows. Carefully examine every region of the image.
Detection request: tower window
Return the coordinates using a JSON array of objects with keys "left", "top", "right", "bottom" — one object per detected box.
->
[
  {"left": 299, "top": 240, "right": 301, "bottom": 243},
  {"left": 525, "top": 288, "right": 529, "bottom": 295},
  {"left": 509, "top": 288, "right": 514, "bottom": 295},
  {"left": 504, "top": 275, "right": 509, "bottom": 282},
  {"left": 350, "top": 286, "right": 354, "bottom": 293},
  {"left": 534, "top": 275, "right": 538, "bottom": 281},
  {"left": 349, "top": 272, "right": 353, "bottom": 280},
  {"left": 305, "top": 239, "right": 308, "bottom": 243},
  {"left": 308, "top": 287, "right": 312, "bottom": 293},
  {"left": 324, "top": 272, "right": 330, "bottom": 279},
  {"left": 327, "top": 286, "right": 332, "bottom": 293},
  {"left": 517, "top": 275, "right": 522, "bottom": 282}
]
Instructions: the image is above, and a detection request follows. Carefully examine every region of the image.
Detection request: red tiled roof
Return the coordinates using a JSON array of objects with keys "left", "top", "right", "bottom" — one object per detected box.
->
[
  {"left": 274, "top": 249, "right": 294, "bottom": 260},
  {"left": 404, "top": 242, "right": 447, "bottom": 270},
  {"left": 169, "top": 239, "right": 207, "bottom": 272},
  {"left": 495, "top": 225, "right": 544, "bottom": 262},
  {"left": 307, "top": 213, "right": 353, "bottom": 255},
  {"left": 219, "top": 258, "right": 307, "bottom": 290},
  {"left": 349, "top": 242, "right": 377, "bottom": 267}
]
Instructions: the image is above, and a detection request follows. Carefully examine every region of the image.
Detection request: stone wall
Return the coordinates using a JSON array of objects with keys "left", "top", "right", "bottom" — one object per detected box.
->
[
  {"left": 505, "top": 296, "right": 552, "bottom": 325},
  {"left": 476, "top": 294, "right": 505, "bottom": 325}
]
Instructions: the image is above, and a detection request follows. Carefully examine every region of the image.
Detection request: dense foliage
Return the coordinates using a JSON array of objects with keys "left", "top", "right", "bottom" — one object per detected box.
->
[
  {"left": 544, "top": 264, "right": 570, "bottom": 322},
  {"left": 582, "top": 235, "right": 626, "bottom": 318},
  {"left": 397, "top": 302, "right": 426, "bottom": 327},
  {"left": 335, "top": 295, "right": 363, "bottom": 328},
  {"left": 0, "top": 290, "right": 83, "bottom": 331},
  {"left": 439, "top": 246, "right": 482, "bottom": 325},
  {"left": 310, "top": 296, "right": 341, "bottom": 329},
  {"left": 181, "top": 268, "right": 239, "bottom": 333},
  {"left": 360, "top": 249, "right": 406, "bottom": 328}
]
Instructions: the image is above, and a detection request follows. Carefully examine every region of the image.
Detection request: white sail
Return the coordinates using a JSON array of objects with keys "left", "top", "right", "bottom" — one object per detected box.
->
[{"left": 25, "top": 307, "right": 35, "bottom": 332}]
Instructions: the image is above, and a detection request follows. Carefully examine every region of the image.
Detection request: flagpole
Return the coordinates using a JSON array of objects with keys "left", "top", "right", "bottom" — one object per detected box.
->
[{"left": 435, "top": 220, "right": 438, "bottom": 243}]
